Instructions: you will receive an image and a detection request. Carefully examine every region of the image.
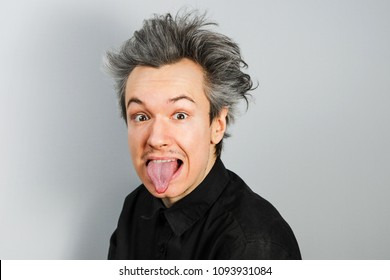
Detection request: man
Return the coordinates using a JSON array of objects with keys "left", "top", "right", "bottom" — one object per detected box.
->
[{"left": 105, "top": 11, "right": 301, "bottom": 259}]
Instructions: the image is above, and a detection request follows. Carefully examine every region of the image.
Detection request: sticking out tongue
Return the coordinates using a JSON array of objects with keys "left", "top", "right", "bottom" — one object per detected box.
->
[{"left": 147, "top": 160, "right": 179, "bottom": 193}]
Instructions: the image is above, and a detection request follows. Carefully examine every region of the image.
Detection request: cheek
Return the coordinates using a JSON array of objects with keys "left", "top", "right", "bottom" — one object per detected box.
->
[
  {"left": 178, "top": 123, "right": 212, "bottom": 155},
  {"left": 128, "top": 129, "right": 143, "bottom": 157}
]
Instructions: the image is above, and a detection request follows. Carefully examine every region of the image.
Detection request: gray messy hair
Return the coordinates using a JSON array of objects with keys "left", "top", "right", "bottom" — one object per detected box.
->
[{"left": 104, "top": 10, "right": 255, "bottom": 158}]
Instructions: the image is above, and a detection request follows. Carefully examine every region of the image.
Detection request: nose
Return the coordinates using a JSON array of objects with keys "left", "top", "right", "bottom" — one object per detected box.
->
[{"left": 146, "top": 117, "right": 171, "bottom": 149}]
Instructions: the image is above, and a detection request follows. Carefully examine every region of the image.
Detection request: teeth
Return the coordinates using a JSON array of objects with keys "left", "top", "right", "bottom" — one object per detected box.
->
[{"left": 151, "top": 159, "right": 176, "bottom": 163}]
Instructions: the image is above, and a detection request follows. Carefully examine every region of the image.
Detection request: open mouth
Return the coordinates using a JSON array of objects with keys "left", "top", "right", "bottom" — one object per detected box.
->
[
  {"left": 146, "top": 159, "right": 183, "bottom": 166},
  {"left": 146, "top": 159, "right": 183, "bottom": 193}
]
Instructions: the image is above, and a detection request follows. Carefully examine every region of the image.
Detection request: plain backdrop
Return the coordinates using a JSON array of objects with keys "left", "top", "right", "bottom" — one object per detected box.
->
[{"left": 1, "top": 0, "right": 389, "bottom": 259}]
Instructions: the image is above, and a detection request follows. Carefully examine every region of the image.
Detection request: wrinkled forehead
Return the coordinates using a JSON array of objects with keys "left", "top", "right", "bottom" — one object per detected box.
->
[{"left": 125, "top": 59, "right": 210, "bottom": 107}]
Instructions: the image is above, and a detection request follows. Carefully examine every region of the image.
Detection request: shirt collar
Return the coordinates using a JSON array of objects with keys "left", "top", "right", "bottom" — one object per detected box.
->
[{"left": 163, "top": 158, "right": 230, "bottom": 236}]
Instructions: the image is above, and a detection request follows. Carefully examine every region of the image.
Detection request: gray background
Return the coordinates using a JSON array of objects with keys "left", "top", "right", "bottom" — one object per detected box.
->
[{"left": 1, "top": 0, "right": 389, "bottom": 259}]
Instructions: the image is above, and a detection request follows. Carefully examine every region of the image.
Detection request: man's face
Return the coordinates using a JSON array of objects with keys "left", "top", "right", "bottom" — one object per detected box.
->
[{"left": 125, "top": 59, "right": 227, "bottom": 207}]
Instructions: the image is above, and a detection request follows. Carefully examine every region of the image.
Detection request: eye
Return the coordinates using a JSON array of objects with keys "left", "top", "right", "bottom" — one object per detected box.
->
[
  {"left": 133, "top": 113, "right": 150, "bottom": 122},
  {"left": 172, "top": 112, "right": 188, "bottom": 120}
]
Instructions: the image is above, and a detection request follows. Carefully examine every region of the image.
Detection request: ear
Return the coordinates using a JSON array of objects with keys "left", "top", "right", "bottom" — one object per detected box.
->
[{"left": 210, "top": 107, "right": 228, "bottom": 144}]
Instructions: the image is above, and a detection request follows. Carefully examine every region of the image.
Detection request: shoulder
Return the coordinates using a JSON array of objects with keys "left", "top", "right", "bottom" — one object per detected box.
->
[
  {"left": 215, "top": 169, "right": 301, "bottom": 259},
  {"left": 222, "top": 170, "right": 285, "bottom": 227},
  {"left": 123, "top": 184, "right": 148, "bottom": 205},
  {"left": 118, "top": 184, "right": 152, "bottom": 219}
]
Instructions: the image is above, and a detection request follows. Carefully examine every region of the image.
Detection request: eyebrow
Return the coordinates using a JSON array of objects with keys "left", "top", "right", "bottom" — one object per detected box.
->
[
  {"left": 168, "top": 95, "right": 195, "bottom": 104},
  {"left": 127, "top": 95, "right": 195, "bottom": 109},
  {"left": 127, "top": 97, "right": 143, "bottom": 109}
]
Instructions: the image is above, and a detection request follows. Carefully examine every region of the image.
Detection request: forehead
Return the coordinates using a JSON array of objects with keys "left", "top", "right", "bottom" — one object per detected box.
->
[{"left": 125, "top": 59, "right": 207, "bottom": 103}]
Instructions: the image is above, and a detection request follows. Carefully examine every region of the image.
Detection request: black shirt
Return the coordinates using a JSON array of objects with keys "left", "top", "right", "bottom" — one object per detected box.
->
[{"left": 108, "top": 158, "right": 301, "bottom": 259}]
